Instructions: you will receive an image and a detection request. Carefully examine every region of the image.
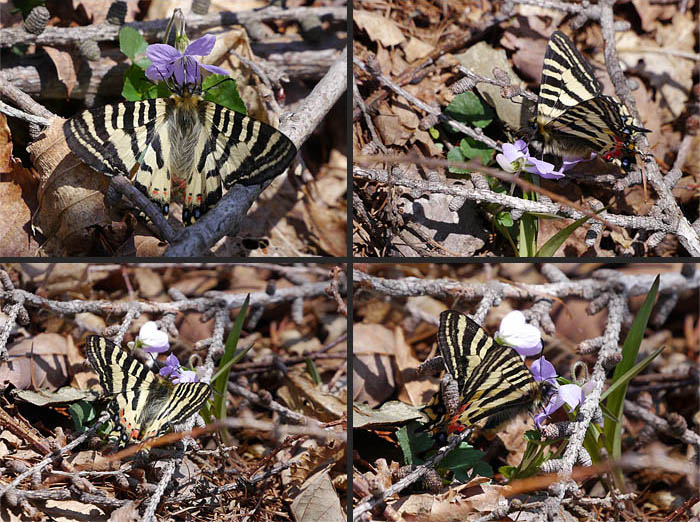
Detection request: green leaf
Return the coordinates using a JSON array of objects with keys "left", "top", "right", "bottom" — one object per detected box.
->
[
  {"left": 496, "top": 211, "right": 513, "bottom": 228},
  {"left": 444, "top": 92, "right": 494, "bottom": 128},
  {"left": 536, "top": 208, "right": 606, "bottom": 257},
  {"left": 459, "top": 137, "right": 494, "bottom": 166},
  {"left": 122, "top": 64, "right": 170, "bottom": 101},
  {"left": 212, "top": 295, "right": 251, "bottom": 429},
  {"left": 119, "top": 26, "right": 148, "bottom": 62},
  {"left": 518, "top": 212, "right": 537, "bottom": 257},
  {"left": 396, "top": 423, "right": 432, "bottom": 467},
  {"left": 429, "top": 127, "right": 440, "bottom": 140},
  {"left": 69, "top": 401, "right": 95, "bottom": 432},
  {"left": 536, "top": 215, "right": 590, "bottom": 257},
  {"left": 202, "top": 75, "right": 246, "bottom": 114},
  {"left": 305, "top": 358, "right": 321, "bottom": 385},
  {"left": 442, "top": 444, "right": 490, "bottom": 483},
  {"left": 446, "top": 146, "right": 469, "bottom": 174},
  {"left": 603, "top": 275, "right": 659, "bottom": 487}
]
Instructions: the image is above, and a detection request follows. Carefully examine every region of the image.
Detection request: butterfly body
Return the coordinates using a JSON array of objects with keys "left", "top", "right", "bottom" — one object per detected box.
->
[
  {"left": 64, "top": 92, "right": 296, "bottom": 225},
  {"left": 85, "top": 336, "right": 210, "bottom": 444},
  {"left": 534, "top": 31, "right": 649, "bottom": 171},
  {"left": 420, "top": 311, "right": 544, "bottom": 443}
]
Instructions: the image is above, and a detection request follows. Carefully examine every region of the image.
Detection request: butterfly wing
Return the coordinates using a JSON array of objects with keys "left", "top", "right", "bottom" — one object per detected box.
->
[
  {"left": 136, "top": 381, "right": 211, "bottom": 440},
  {"left": 85, "top": 336, "right": 210, "bottom": 442},
  {"left": 180, "top": 101, "right": 297, "bottom": 224},
  {"left": 85, "top": 335, "right": 156, "bottom": 396},
  {"left": 64, "top": 99, "right": 173, "bottom": 214},
  {"left": 422, "top": 311, "right": 539, "bottom": 436},
  {"left": 537, "top": 31, "right": 602, "bottom": 127}
]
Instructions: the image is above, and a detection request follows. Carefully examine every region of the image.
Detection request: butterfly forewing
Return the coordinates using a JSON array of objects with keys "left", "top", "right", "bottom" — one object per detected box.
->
[
  {"left": 85, "top": 335, "right": 210, "bottom": 442},
  {"left": 85, "top": 335, "right": 156, "bottom": 395},
  {"left": 537, "top": 31, "right": 601, "bottom": 126}
]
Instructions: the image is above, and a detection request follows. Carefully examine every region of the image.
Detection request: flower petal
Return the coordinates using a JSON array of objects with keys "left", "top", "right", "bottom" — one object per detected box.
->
[
  {"left": 496, "top": 153, "right": 516, "bottom": 173},
  {"left": 146, "top": 64, "right": 170, "bottom": 82},
  {"left": 200, "top": 63, "right": 229, "bottom": 77},
  {"left": 146, "top": 43, "right": 181, "bottom": 64},
  {"left": 185, "top": 34, "right": 216, "bottom": 56},
  {"left": 497, "top": 311, "right": 542, "bottom": 354},
  {"left": 558, "top": 384, "right": 585, "bottom": 409},
  {"left": 175, "top": 370, "right": 198, "bottom": 383},
  {"left": 138, "top": 321, "right": 169, "bottom": 353},
  {"left": 530, "top": 356, "right": 557, "bottom": 384},
  {"left": 501, "top": 141, "right": 527, "bottom": 162}
]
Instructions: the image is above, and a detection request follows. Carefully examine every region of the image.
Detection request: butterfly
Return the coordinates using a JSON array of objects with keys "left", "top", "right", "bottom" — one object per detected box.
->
[
  {"left": 420, "top": 311, "right": 548, "bottom": 444},
  {"left": 534, "top": 31, "right": 650, "bottom": 171},
  {"left": 64, "top": 87, "right": 296, "bottom": 225},
  {"left": 85, "top": 335, "right": 210, "bottom": 444}
]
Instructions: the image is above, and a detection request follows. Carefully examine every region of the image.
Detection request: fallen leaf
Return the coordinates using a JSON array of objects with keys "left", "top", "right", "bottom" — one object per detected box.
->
[
  {"left": 354, "top": 10, "right": 406, "bottom": 47},
  {"left": 290, "top": 470, "right": 345, "bottom": 522},
  {"left": 403, "top": 36, "right": 434, "bottom": 63}
]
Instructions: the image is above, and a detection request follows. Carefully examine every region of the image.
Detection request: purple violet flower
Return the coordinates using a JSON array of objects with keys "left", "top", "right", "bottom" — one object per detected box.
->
[
  {"left": 534, "top": 380, "right": 595, "bottom": 427},
  {"left": 523, "top": 156, "right": 566, "bottom": 179},
  {"left": 496, "top": 139, "right": 529, "bottom": 173},
  {"left": 496, "top": 310, "right": 543, "bottom": 356},
  {"left": 145, "top": 34, "right": 228, "bottom": 88},
  {"left": 159, "top": 353, "right": 199, "bottom": 384},
  {"left": 496, "top": 139, "right": 570, "bottom": 179},
  {"left": 159, "top": 354, "right": 181, "bottom": 378},
  {"left": 135, "top": 321, "right": 169, "bottom": 354}
]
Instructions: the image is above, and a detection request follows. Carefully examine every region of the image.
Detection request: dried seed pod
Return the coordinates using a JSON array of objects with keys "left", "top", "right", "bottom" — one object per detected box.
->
[
  {"left": 667, "top": 412, "right": 687, "bottom": 435},
  {"left": 79, "top": 39, "right": 101, "bottom": 61},
  {"left": 106, "top": 1, "right": 127, "bottom": 25},
  {"left": 24, "top": 5, "right": 50, "bottom": 35},
  {"left": 451, "top": 77, "right": 474, "bottom": 94}
]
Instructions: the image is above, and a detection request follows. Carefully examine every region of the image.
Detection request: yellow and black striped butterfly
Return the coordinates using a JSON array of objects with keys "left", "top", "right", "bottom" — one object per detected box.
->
[
  {"left": 85, "top": 335, "right": 210, "bottom": 444},
  {"left": 64, "top": 89, "right": 296, "bottom": 225},
  {"left": 421, "top": 311, "right": 546, "bottom": 443},
  {"left": 534, "top": 31, "right": 649, "bottom": 171}
]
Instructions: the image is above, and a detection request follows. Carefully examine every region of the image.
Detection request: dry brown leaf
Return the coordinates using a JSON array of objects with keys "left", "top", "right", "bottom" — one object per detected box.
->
[
  {"left": 0, "top": 113, "right": 11, "bottom": 173},
  {"left": 302, "top": 198, "right": 347, "bottom": 257},
  {"left": 290, "top": 470, "right": 345, "bottom": 522},
  {"left": 27, "top": 116, "right": 112, "bottom": 256},
  {"left": 352, "top": 323, "right": 396, "bottom": 407},
  {"left": 0, "top": 179, "right": 36, "bottom": 256},
  {"left": 0, "top": 334, "right": 70, "bottom": 391},
  {"left": 278, "top": 370, "right": 346, "bottom": 422},
  {"left": 132, "top": 267, "right": 164, "bottom": 298},
  {"left": 392, "top": 327, "right": 426, "bottom": 408},
  {"left": 176, "top": 312, "right": 215, "bottom": 347},
  {"left": 132, "top": 235, "right": 167, "bottom": 256},
  {"left": 403, "top": 36, "right": 434, "bottom": 63},
  {"left": 354, "top": 10, "right": 406, "bottom": 47},
  {"left": 287, "top": 439, "right": 345, "bottom": 487},
  {"left": 374, "top": 114, "right": 410, "bottom": 146},
  {"left": 43, "top": 46, "right": 78, "bottom": 98}
]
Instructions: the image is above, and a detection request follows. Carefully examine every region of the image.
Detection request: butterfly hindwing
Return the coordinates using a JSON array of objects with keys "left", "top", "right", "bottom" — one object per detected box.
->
[{"left": 85, "top": 335, "right": 210, "bottom": 442}]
